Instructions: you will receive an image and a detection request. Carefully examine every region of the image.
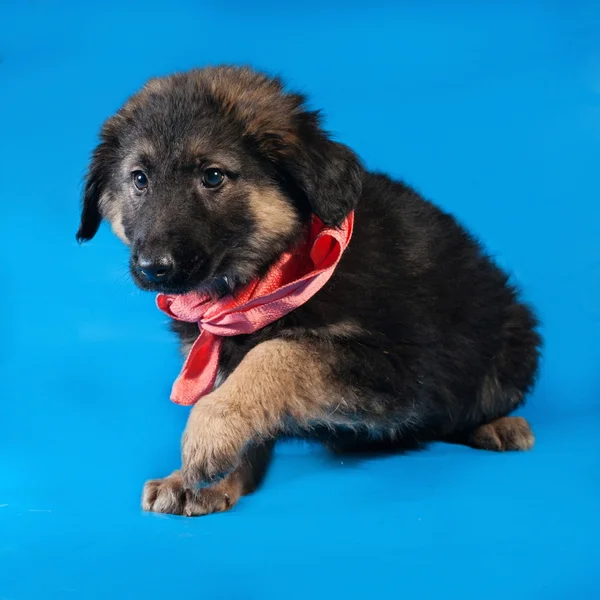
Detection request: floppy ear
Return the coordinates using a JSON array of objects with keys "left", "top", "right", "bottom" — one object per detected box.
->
[
  {"left": 204, "top": 68, "right": 361, "bottom": 225},
  {"left": 76, "top": 142, "right": 113, "bottom": 243},
  {"left": 76, "top": 110, "right": 125, "bottom": 243},
  {"left": 280, "top": 111, "right": 363, "bottom": 226}
]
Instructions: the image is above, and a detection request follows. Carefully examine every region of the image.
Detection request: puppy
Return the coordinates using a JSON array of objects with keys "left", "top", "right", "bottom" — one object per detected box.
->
[{"left": 77, "top": 66, "right": 541, "bottom": 516}]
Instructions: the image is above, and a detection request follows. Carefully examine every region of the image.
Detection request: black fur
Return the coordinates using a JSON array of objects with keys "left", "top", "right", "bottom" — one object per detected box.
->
[
  {"left": 174, "top": 172, "right": 541, "bottom": 443},
  {"left": 79, "top": 65, "right": 541, "bottom": 489}
]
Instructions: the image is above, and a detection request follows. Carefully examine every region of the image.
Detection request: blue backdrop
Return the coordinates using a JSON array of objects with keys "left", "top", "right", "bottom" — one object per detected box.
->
[{"left": 1, "top": 1, "right": 599, "bottom": 598}]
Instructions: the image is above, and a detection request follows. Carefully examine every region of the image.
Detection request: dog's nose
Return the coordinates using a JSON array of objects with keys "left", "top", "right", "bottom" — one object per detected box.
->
[{"left": 135, "top": 254, "right": 175, "bottom": 283}]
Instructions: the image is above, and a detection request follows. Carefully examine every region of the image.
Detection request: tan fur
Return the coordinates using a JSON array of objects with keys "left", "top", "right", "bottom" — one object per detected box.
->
[
  {"left": 142, "top": 442, "right": 274, "bottom": 516},
  {"left": 142, "top": 339, "right": 350, "bottom": 515},
  {"left": 323, "top": 320, "right": 365, "bottom": 339},
  {"left": 205, "top": 67, "right": 302, "bottom": 149},
  {"left": 100, "top": 192, "right": 129, "bottom": 244},
  {"left": 121, "top": 139, "right": 156, "bottom": 175},
  {"left": 180, "top": 338, "right": 194, "bottom": 358},
  {"left": 180, "top": 339, "right": 353, "bottom": 487},
  {"left": 247, "top": 187, "right": 299, "bottom": 249},
  {"left": 76, "top": 65, "right": 541, "bottom": 519},
  {"left": 117, "top": 67, "right": 303, "bottom": 159},
  {"left": 132, "top": 138, "right": 156, "bottom": 160},
  {"left": 98, "top": 138, "right": 159, "bottom": 245},
  {"left": 142, "top": 469, "right": 243, "bottom": 516},
  {"left": 142, "top": 77, "right": 170, "bottom": 95},
  {"left": 467, "top": 416, "right": 535, "bottom": 451}
]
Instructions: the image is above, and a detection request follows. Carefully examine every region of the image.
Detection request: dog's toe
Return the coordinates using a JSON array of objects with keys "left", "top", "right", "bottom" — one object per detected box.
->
[
  {"left": 468, "top": 416, "right": 535, "bottom": 451},
  {"left": 142, "top": 470, "right": 237, "bottom": 517},
  {"left": 182, "top": 487, "right": 233, "bottom": 517},
  {"left": 142, "top": 471, "right": 186, "bottom": 514}
]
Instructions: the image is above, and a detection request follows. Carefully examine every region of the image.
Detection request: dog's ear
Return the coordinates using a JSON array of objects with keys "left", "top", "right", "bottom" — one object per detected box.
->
[
  {"left": 203, "top": 68, "right": 362, "bottom": 225},
  {"left": 278, "top": 111, "right": 363, "bottom": 226},
  {"left": 76, "top": 143, "right": 110, "bottom": 243},
  {"left": 76, "top": 115, "right": 122, "bottom": 243}
]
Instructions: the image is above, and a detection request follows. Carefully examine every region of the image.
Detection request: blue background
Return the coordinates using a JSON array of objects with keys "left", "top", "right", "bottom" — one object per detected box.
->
[{"left": 1, "top": 1, "right": 599, "bottom": 598}]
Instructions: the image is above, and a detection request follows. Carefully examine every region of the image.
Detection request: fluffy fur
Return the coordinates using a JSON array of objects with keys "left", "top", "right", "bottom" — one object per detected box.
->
[{"left": 77, "top": 66, "right": 542, "bottom": 516}]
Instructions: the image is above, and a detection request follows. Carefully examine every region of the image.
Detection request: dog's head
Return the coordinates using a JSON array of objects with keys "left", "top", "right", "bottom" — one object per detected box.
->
[{"left": 77, "top": 66, "right": 363, "bottom": 294}]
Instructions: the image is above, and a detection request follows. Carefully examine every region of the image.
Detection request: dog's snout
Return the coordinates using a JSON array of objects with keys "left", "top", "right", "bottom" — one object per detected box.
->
[{"left": 135, "top": 253, "right": 175, "bottom": 283}]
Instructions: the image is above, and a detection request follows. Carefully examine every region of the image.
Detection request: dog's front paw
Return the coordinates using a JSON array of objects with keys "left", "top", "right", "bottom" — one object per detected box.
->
[
  {"left": 180, "top": 409, "right": 247, "bottom": 490},
  {"left": 142, "top": 470, "right": 237, "bottom": 517},
  {"left": 142, "top": 471, "right": 187, "bottom": 514}
]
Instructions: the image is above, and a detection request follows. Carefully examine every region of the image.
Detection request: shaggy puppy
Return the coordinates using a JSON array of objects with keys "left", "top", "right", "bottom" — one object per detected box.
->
[{"left": 77, "top": 66, "right": 541, "bottom": 516}]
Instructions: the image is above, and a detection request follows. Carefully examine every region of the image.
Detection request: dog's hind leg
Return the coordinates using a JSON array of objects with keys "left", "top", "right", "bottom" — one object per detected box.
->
[
  {"left": 447, "top": 302, "right": 540, "bottom": 452},
  {"left": 451, "top": 416, "right": 535, "bottom": 451}
]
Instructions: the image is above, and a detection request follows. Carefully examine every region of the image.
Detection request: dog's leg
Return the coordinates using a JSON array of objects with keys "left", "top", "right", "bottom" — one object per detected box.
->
[
  {"left": 454, "top": 416, "right": 535, "bottom": 451},
  {"left": 142, "top": 440, "right": 274, "bottom": 516},
  {"left": 180, "top": 339, "right": 344, "bottom": 490}
]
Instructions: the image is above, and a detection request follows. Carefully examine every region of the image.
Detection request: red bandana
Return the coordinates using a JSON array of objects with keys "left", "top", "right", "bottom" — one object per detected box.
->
[{"left": 156, "top": 212, "right": 354, "bottom": 406}]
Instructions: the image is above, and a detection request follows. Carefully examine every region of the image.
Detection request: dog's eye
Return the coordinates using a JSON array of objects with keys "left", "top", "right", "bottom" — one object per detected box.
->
[
  {"left": 202, "top": 168, "right": 225, "bottom": 189},
  {"left": 132, "top": 171, "right": 148, "bottom": 191}
]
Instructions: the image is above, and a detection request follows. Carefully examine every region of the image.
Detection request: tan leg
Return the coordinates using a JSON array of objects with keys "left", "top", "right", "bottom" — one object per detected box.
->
[
  {"left": 180, "top": 339, "right": 345, "bottom": 490},
  {"left": 464, "top": 416, "right": 535, "bottom": 451},
  {"left": 142, "top": 441, "right": 273, "bottom": 516}
]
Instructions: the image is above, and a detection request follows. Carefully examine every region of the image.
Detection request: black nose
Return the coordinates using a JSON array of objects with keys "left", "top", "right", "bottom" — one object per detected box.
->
[{"left": 135, "top": 254, "right": 175, "bottom": 283}]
